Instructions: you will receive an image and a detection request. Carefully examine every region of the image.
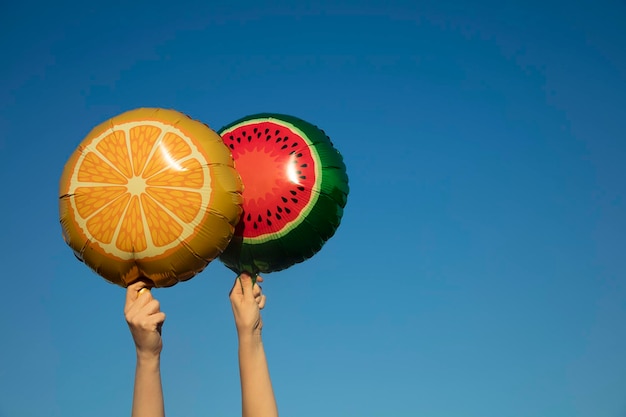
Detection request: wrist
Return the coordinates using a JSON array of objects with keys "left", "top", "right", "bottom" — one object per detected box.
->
[
  {"left": 237, "top": 330, "right": 263, "bottom": 346},
  {"left": 136, "top": 350, "right": 161, "bottom": 366}
]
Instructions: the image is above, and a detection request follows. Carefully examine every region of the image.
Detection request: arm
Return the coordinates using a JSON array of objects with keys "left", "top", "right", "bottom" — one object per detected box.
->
[
  {"left": 229, "top": 274, "right": 279, "bottom": 417},
  {"left": 124, "top": 281, "right": 166, "bottom": 417}
]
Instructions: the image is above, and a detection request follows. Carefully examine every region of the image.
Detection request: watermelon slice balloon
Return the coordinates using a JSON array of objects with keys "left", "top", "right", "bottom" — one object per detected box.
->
[{"left": 218, "top": 113, "right": 349, "bottom": 275}]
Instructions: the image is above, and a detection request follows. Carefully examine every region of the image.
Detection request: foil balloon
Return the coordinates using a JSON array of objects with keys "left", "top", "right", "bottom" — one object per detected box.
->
[
  {"left": 217, "top": 113, "right": 349, "bottom": 275},
  {"left": 59, "top": 108, "right": 243, "bottom": 288}
]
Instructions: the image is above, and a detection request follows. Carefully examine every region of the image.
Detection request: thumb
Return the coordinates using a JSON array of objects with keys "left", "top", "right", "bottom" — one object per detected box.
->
[
  {"left": 125, "top": 279, "right": 152, "bottom": 310},
  {"left": 239, "top": 273, "right": 255, "bottom": 301},
  {"left": 230, "top": 275, "right": 244, "bottom": 299}
]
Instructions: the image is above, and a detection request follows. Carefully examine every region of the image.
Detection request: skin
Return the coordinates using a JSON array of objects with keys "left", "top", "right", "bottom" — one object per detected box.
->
[
  {"left": 124, "top": 274, "right": 278, "bottom": 417},
  {"left": 230, "top": 273, "right": 279, "bottom": 417},
  {"left": 125, "top": 281, "right": 166, "bottom": 417}
]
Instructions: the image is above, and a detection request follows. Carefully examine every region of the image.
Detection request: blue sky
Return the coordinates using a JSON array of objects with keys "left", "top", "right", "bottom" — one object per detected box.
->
[{"left": 1, "top": 0, "right": 625, "bottom": 416}]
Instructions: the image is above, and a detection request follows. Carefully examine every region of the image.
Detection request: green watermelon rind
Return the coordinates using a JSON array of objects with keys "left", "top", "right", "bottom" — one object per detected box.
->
[{"left": 217, "top": 113, "right": 349, "bottom": 274}]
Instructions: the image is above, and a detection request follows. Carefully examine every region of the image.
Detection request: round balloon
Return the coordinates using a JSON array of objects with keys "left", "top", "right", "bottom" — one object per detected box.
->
[
  {"left": 59, "top": 108, "right": 243, "bottom": 287},
  {"left": 217, "top": 113, "right": 349, "bottom": 275}
]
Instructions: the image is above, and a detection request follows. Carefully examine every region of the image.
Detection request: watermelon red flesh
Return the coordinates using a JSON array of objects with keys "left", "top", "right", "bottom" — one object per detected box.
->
[{"left": 224, "top": 121, "right": 317, "bottom": 240}]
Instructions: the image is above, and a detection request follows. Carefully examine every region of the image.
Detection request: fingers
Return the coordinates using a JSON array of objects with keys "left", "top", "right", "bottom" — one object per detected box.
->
[
  {"left": 243, "top": 274, "right": 265, "bottom": 304},
  {"left": 125, "top": 281, "right": 144, "bottom": 308},
  {"left": 150, "top": 311, "right": 167, "bottom": 328},
  {"left": 252, "top": 281, "right": 262, "bottom": 298},
  {"left": 230, "top": 273, "right": 267, "bottom": 308},
  {"left": 142, "top": 298, "right": 162, "bottom": 315},
  {"left": 126, "top": 287, "right": 153, "bottom": 315},
  {"left": 257, "top": 294, "right": 266, "bottom": 310},
  {"left": 252, "top": 276, "right": 266, "bottom": 310},
  {"left": 125, "top": 279, "right": 152, "bottom": 310},
  {"left": 131, "top": 309, "right": 166, "bottom": 328},
  {"left": 125, "top": 283, "right": 163, "bottom": 328},
  {"left": 238, "top": 273, "right": 255, "bottom": 302}
]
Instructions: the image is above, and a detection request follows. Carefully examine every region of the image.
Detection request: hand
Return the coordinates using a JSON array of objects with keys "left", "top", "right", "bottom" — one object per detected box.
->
[
  {"left": 124, "top": 280, "right": 166, "bottom": 359},
  {"left": 229, "top": 273, "right": 266, "bottom": 337}
]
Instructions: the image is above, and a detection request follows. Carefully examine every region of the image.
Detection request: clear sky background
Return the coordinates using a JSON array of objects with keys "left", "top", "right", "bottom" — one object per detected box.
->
[{"left": 1, "top": 0, "right": 625, "bottom": 416}]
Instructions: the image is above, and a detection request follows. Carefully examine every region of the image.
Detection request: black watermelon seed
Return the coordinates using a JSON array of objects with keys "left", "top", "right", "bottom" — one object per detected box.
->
[
  {"left": 275, "top": 137, "right": 281, "bottom": 142},
  {"left": 301, "top": 163, "right": 308, "bottom": 168},
  {"left": 277, "top": 206, "right": 283, "bottom": 213},
  {"left": 242, "top": 131, "right": 247, "bottom": 136},
  {"left": 257, "top": 214, "right": 262, "bottom": 222},
  {"left": 246, "top": 213, "right": 251, "bottom": 221},
  {"left": 281, "top": 196, "right": 288, "bottom": 203},
  {"left": 267, "top": 220, "right": 272, "bottom": 226},
  {"left": 267, "top": 209, "right": 271, "bottom": 217},
  {"left": 291, "top": 142, "right": 298, "bottom": 147},
  {"left": 297, "top": 186, "right": 305, "bottom": 191},
  {"left": 275, "top": 129, "right": 280, "bottom": 135},
  {"left": 276, "top": 213, "right": 282, "bottom": 220},
  {"left": 289, "top": 151, "right": 295, "bottom": 155},
  {"left": 284, "top": 136, "right": 289, "bottom": 141},
  {"left": 267, "top": 135, "right": 272, "bottom": 140},
  {"left": 297, "top": 170, "right": 301, "bottom": 174},
  {"left": 253, "top": 222, "right": 258, "bottom": 229},
  {"left": 236, "top": 137, "right": 241, "bottom": 143},
  {"left": 257, "top": 132, "right": 262, "bottom": 138},
  {"left": 297, "top": 153, "right": 303, "bottom": 157},
  {"left": 264, "top": 128, "right": 269, "bottom": 134},
  {"left": 229, "top": 135, "right": 234, "bottom": 140},
  {"left": 247, "top": 135, "right": 252, "bottom": 142},
  {"left": 291, "top": 198, "right": 298, "bottom": 203},
  {"left": 285, "top": 207, "right": 291, "bottom": 214},
  {"left": 289, "top": 190, "right": 297, "bottom": 196},
  {"left": 281, "top": 145, "right": 288, "bottom": 150},
  {"left": 253, "top": 128, "right": 258, "bottom": 133},
  {"left": 229, "top": 144, "right": 234, "bottom": 149},
  {"left": 300, "top": 176, "right": 306, "bottom": 180}
]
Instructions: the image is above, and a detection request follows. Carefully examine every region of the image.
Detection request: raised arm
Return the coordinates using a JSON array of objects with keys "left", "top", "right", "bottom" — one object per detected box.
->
[
  {"left": 124, "top": 281, "right": 166, "bottom": 417},
  {"left": 229, "top": 274, "right": 279, "bottom": 417}
]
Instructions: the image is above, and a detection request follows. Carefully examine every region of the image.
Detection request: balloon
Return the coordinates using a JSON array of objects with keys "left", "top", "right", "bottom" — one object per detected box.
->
[
  {"left": 59, "top": 108, "right": 243, "bottom": 288},
  {"left": 217, "top": 113, "right": 349, "bottom": 275}
]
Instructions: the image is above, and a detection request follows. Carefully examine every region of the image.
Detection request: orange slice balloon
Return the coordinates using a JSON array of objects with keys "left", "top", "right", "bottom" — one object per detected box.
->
[{"left": 59, "top": 108, "right": 243, "bottom": 288}]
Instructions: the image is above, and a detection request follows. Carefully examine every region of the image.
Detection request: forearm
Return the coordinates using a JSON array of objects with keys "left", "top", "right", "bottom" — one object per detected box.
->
[
  {"left": 238, "top": 333, "right": 278, "bottom": 417},
  {"left": 132, "top": 354, "right": 165, "bottom": 417}
]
